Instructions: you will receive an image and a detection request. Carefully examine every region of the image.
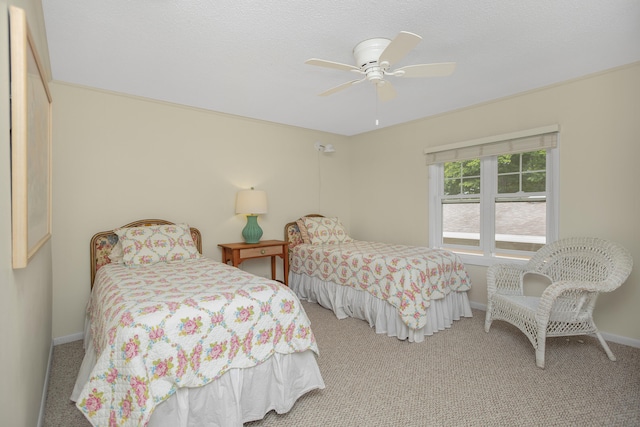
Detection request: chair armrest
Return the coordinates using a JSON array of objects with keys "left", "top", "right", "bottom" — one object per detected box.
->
[
  {"left": 487, "top": 263, "right": 528, "bottom": 297},
  {"left": 535, "top": 280, "right": 602, "bottom": 323}
]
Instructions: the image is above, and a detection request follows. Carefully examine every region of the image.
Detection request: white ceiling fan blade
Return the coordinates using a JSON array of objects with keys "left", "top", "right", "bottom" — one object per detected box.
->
[
  {"left": 376, "top": 81, "right": 396, "bottom": 102},
  {"left": 318, "top": 79, "right": 363, "bottom": 97},
  {"left": 305, "top": 58, "right": 360, "bottom": 72},
  {"left": 393, "top": 62, "right": 457, "bottom": 78},
  {"left": 378, "top": 31, "right": 422, "bottom": 67}
]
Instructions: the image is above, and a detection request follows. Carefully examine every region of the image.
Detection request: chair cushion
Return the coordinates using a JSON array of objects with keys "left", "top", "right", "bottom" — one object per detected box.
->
[{"left": 494, "top": 294, "right": 540, "bottom": 312}]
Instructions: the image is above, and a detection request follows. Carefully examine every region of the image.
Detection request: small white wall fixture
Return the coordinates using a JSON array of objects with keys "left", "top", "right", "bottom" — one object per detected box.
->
[{"left": 314, "top": 141, "right": 335, "bottom": 153}]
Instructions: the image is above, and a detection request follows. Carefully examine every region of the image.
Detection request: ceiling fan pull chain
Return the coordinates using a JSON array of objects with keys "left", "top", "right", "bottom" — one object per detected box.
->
[{"left": 375, "top": 87, "right": 380, "bottom": 126}]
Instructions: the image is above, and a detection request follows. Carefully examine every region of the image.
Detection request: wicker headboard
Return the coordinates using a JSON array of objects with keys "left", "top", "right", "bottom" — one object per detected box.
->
[
  {"left": 89, "top": 219, "right": 202, "bottom": 288},
  {"left": 283, "top": 214, "right": 324, "bottom": 249}
]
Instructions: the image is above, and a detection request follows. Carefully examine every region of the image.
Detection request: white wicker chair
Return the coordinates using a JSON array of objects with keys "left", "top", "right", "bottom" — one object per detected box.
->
[{"left": 484, "top": 237, "right": 633, "bottom": 368}]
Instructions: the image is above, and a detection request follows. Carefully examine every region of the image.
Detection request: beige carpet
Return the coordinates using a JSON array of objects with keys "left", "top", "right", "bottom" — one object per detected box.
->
[{"left": 44, "top": 301, "right": 640, "bottom": 426}]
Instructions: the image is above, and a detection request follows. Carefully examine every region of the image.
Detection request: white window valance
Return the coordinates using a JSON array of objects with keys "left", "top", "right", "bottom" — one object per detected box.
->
[{"left": 424, "top": 125, "right": 559, "bottom": 165}]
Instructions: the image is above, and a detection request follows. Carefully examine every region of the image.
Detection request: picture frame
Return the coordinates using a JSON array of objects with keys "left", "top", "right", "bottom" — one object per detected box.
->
[{"left": 9, "top": 6, "right": 53, "bottom": 269}]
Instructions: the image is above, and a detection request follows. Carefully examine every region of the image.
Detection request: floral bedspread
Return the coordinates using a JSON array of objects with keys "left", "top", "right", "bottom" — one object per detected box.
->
[
  {"left": 291, "top": 241, "right": 471, "bottom": 330},
  {"left": 77, "top": 258, "right": 318, "bottom": 426}
]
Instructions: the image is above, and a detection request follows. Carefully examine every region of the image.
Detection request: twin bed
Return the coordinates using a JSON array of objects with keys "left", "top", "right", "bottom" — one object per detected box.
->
[
  {"left": 73, "top": 216, "right": 472, "bottom": 425},
  {"left": 284, "top": 215, "right": 473, "bottom": 342},
  {"left": 72, "top": 219, "right": 324, "bottom": 426}
]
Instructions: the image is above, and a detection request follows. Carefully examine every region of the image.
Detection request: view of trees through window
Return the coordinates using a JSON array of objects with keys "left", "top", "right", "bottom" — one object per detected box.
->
[
  {"left": 444, "top": 159, "right": 480, "bottom": 195},
  {"left": 442, "top": 150, "right": 547, "bottom": 253},
  {"left": 497, "top": 151, "right": 546, "bottom": 193}
]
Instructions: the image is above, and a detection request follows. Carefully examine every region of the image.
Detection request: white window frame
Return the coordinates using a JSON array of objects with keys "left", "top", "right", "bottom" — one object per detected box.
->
[{"left": 427, "top": 127, "right": 559, "bottom": 267}]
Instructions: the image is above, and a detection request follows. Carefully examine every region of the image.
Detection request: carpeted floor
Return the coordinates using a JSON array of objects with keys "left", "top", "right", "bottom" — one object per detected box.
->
[{"left": 44, "top": 302, "right": 640, "bottom": 426}]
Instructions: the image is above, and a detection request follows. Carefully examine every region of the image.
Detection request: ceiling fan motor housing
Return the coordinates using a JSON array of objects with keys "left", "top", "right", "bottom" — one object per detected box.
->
[{"left": 353, "top": 38, "right": 391, "bottom": 82}]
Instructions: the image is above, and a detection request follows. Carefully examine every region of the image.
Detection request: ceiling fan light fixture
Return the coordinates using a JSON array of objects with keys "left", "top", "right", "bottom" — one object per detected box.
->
[{"left": 367, "top": 67, "right": 384, "bottom": 82}]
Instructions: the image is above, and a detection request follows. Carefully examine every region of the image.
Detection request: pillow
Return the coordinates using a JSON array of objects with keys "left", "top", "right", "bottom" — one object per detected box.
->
[
  {"left": 287, "top": 223, "right": 304, "bottom": 248},
  {"left": 303, "top": 217, "right": 353, "bottom": 245},
  {"left": 115, "top": 223, "right": 201, "bottom": 266},
  {"left": 296, "top": 219, "right": 311, "bottom": 244},
  {"left": 108, "top": 240, "right": 124, "bottom": 264}
]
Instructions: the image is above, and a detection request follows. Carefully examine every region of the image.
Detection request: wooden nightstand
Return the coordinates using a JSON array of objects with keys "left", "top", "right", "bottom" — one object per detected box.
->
[{"left": 218, "top": 240, "right": 289, "bottom": 286}]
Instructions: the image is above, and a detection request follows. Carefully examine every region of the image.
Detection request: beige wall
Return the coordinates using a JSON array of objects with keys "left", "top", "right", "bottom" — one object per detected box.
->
[
  {"left": 51, "top": 83, "right": 351, "bottom": 338},
  {"left": 53, "top": 64, "right": 640, "bottom": 343},
  {"left": 0, "top": 1, "right": 53, "bottom": 426},
  {"left": 52, "top": 64, "right": 640, "bottom": 344},
  {"left": 349, "top": 63, "right": 640, "bottom": 341}
]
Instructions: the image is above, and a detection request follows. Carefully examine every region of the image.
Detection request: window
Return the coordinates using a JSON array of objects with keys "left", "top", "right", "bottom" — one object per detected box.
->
[{"left": 427, "top": 127, "right": 558, "bottom": 265}]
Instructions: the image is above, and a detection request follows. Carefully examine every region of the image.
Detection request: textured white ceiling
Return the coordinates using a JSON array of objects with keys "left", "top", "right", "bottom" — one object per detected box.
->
[{"left": 42, "top": 1, "right": 640, "bottom": 136}]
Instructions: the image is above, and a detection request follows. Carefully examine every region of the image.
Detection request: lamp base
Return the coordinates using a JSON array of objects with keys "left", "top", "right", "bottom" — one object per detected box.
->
[{"left": 242, "top": 215, "right": 263, "bottom": 244}]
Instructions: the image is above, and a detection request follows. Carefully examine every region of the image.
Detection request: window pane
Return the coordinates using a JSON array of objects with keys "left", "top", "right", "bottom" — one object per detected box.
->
[
  {"left": 462, "top": 159, "right": 480, "bottom": 176},
  {"left": 444, "top": 178, "right": 460, "bottom": 195},
  {"left": 444, "top": 162, "right": 461, "bottom": 179},
  {"left": 522, "top": 150, "right": 546, "bottom": 172},
  {"left": 498, "top": 154, "right": 520, "bottom": 173},
  {"left": 497, "top": 174, "right": 519, "bottom": 194},
  {"left": 522, "top": 172, "right": 545, "bottom": 192},
  {"left": 462, "top": 177, "right": 480, "bottom": 194},
  {"left": 495, "top": 200, "right": 546, "bottom": 252},
  {"left": 443, "top": 201, "right": 480, "bottom": 247},
  {"left": 444, "top": 160, "right": 480, "bottom": 195},
  {"left": 498, "top": 150, "right": 546, "bottom": 194}
]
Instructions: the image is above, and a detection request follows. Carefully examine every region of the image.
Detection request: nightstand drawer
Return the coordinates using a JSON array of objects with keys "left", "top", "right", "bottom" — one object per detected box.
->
[
  {"left": 218, "top": 240, "right": 289, "bottom": 286},
  {"left": 240, "top": 245, "right": 283, "bottom": 258}
]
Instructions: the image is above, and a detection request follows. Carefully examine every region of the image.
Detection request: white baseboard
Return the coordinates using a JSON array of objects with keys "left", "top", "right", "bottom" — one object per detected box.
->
[
  {"left": 470, "top": 301, "right": 640, "bottom": 349},
  {"left": 37, "top": 340, "right": 53, "bottom": 427},
  {"left": 600, "top": 331, "right": 640, "bottom": 349},
  {"left": 469, "top": 301, "right": 487, "bottom": 311},
  {"left": 53, "top": 332, "right": 84, "bottom": 346}
]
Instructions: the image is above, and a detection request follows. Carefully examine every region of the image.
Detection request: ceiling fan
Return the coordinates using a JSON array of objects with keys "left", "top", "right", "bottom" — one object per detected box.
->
[{"left": 306, "top": 31, "right": 456, "bottom": 102}]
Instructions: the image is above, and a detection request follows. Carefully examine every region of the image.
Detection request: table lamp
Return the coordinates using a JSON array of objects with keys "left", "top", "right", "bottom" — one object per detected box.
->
[{"left": 235, "top": 188, "right": 268, "bottom": 243}]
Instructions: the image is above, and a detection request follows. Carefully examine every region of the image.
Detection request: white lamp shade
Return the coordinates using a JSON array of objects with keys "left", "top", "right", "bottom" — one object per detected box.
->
[{"left": 235, "top": 189, "right": 268, "bottom": 214}]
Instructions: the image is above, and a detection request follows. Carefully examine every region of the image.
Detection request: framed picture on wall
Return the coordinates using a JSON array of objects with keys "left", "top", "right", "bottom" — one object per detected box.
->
[{"left": 9, "top": 6, "right": 53, "bottom": 269}]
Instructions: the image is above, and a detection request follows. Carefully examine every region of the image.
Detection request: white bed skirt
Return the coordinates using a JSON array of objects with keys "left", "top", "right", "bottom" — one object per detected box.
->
[
  {"left": 71, "top": 323, "right": 324, "bottom": 426},
  {"left": 290, "top": 272, "right": 473, "bottom": 343}
]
